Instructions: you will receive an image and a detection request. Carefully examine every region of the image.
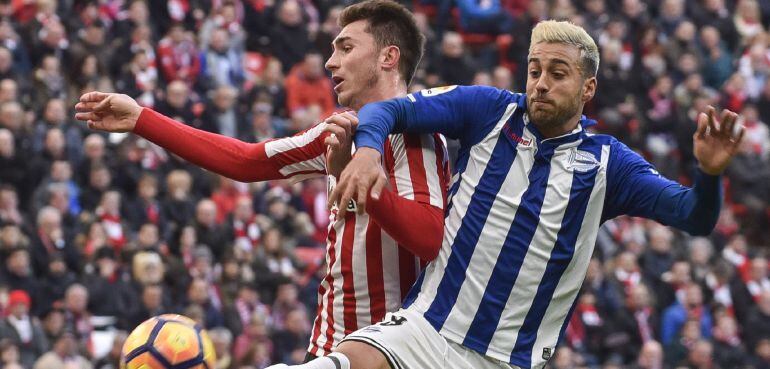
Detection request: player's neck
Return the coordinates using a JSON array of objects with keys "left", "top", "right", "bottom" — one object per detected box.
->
[
  {"left": 352, "top": 77, "right": 407, "bottom": 111},
  {"left": 537, "top": 112, "right": 583, "bottom": 139}
]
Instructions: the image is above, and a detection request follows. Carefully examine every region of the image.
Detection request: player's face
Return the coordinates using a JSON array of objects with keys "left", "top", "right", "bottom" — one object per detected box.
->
[
  {"left": 326, "top": 20, "right": 381, "bottom": 110},
  {"left": 526, "top": 43, "right": 596, "bottom": 134}
]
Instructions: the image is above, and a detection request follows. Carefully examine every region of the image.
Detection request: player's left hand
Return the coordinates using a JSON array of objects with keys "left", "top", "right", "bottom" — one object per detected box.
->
[
  {"left": 693, "top": 105, "right": 745, "bottom": 175},
  {"left": 322, "top": 111, "right": 358, "bottom": 179}
]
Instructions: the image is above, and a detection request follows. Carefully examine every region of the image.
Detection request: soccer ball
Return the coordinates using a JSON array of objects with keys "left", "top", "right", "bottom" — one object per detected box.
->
[{"left": 121, "top": 314, "right": 216, "bottom": 369}]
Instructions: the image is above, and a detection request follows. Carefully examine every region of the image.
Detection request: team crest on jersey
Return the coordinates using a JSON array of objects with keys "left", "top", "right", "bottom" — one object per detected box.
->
[
  {"left": 566, "top": 149, "right": 600, "bottom": 172},
  {"left": 421, "top": 85, "right": 457, "bottom": 97}
]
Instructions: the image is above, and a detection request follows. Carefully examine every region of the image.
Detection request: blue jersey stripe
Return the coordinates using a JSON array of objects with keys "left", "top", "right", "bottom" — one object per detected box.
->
[
  {"left": 462, "top": 144, "right": 554, "bottom": 353},
  {"left": 423, "top": 133, "right": 518, "bottom": 332},
  {"left": 509, "top": 141, "right": 603, "bottom": 366},
  {"left": 402, "top": 268, "right": 426, "bottom": 308},
  {"left": 446, "top": 147, "right": 471, "bottom": 214}
]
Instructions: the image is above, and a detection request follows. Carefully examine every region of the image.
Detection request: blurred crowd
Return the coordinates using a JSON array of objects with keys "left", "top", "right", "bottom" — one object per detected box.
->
[{"left": 0, "top": 0, "right": 768, "bottom": 368}]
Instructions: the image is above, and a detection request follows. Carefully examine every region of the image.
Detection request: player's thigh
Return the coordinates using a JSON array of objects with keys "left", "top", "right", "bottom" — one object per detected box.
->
[
  {"left": 335, "top": 340, "right": 391, "bottom": 369},
  {"left": 446, "top": 340, "right": 521, "bottom": 369},
  {"left": 341, "top": 309, "right": 464, "bottom": 369}
]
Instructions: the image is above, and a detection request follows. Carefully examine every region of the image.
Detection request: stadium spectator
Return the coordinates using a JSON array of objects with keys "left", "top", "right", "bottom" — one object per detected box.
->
[
  {"left": 31, "top": 330, "right": 91, "bottom": 369},
  {"left": 200, "top": 28, "right": 244, "bottom": 89},
  {"left": 429, "top": 31, "right": 475, "bottom": 86},
  {"left": 156, "top": 23, "right": 201, "bottom": 89},
  {"left": 0, "top": 290, "right": 49, "bottom": 369},
  {"left": 199, "top": 85, "right": 246, "bottom": 137},
  {"left": 284, "top": 52, "right": 336, "bottom": 120},
  {"left": 208, "top": 327, "right": 234, "bottom": 369},
  {"left": 270, "top": 0, "right": 311, "bottom": 73},
  {"left": 0, "top": 0, "right": 767, "bottom": 367}
]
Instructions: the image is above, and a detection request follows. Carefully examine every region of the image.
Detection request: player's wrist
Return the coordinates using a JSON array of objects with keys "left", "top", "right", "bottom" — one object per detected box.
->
[
  {"left": 697, "top": 163, "right": 724, "bottom": 176},
  {"left": 354, "top": 147, "right": 381, "bottom": 158}
]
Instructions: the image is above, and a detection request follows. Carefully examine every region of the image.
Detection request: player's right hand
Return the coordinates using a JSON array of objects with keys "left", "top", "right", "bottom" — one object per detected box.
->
[
  {"left": 323, "top": 111, "right": 358, "bottom": 179},
  {"left": 74, "top": 92, "right": 142, "bottom": 133},
  {"left": 329, "top": 147, "right": 387, "bottom": 217}
]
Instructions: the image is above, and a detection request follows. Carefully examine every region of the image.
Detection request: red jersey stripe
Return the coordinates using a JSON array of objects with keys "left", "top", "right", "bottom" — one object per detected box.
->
[
  {"left": 340, "top": 212, "right": 358, "bottom": 334},
  {"left": 403, "top": 134, "right": 431, "bottom": 204}
]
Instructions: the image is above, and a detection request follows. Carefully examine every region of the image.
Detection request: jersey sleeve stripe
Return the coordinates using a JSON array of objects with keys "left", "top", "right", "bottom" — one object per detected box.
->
[
  {"left": 278, "top": 154, "right": 327, "bottom": 176},
  {"left": 265, "top": 122, "right": 328, "bottom": 157}
]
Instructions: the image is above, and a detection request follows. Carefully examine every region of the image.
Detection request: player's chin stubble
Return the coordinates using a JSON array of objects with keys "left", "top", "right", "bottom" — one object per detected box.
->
[
  {"left": 529, "top": 93, "right": 582, "bottom": 133},
  {"left": 348, "top": 68, "right": 380, "bottom": 110}
]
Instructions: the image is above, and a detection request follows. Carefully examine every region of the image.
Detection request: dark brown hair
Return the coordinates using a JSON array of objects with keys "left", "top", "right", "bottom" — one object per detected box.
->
[{"left": 339, "top": 0, "right": 425, "bottom": 85}]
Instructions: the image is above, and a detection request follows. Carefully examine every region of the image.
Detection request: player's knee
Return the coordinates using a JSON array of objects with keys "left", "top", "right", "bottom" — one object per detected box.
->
[{"left": 335, "top": 341, "right": 391, "bottom": 369}]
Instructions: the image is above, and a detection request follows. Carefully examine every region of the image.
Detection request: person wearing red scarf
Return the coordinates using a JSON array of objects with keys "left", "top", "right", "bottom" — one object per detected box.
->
[{"left": 0, "top": 290, "right": 48, "bottom": 369}]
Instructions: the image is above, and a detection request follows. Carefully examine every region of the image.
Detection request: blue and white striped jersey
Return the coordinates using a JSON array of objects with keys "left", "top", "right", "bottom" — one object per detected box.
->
[{"left": 354, "top": 85, "right": 721, "bottom": 369}]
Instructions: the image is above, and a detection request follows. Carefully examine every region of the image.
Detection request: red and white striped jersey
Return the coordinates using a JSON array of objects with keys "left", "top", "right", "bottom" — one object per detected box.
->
[
  {"left": 133, "top": 110, "right": 449, "bottom": 355},
  {"left": 265, "top": 123, "right": 450, "bottom": 355}
]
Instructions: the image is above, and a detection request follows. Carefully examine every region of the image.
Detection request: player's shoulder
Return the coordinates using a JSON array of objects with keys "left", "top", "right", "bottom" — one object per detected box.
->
[
  {"left": 582, "top": 132, "right": 619, "bottom": 146},
  {"left": 414, "top": 85, "right": 520, "bottom": 104},
  {"left": 585, "top": 133, "right": 652, "bottom": 173},
  {"left": 386, "top": 131, "right": 447, "bottom": 147}
]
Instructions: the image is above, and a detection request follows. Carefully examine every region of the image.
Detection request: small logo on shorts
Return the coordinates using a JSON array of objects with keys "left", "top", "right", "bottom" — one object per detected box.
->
[
  {"left": 542, "top": 347, "right": 553, "bottom": 361},
  {"left": 361, "top": 326, "right": 382, "bottom": 334},
  {"left": 380, "top": 315, "right": 407, "bottom": 326}
]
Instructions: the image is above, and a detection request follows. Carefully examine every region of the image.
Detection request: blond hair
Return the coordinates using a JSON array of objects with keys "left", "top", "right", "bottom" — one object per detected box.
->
[{"left": 529, "top": 20, "right": 600, "bottom": 78}]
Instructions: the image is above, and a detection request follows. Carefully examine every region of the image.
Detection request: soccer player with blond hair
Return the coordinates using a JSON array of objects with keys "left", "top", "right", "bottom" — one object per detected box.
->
[{"left": 272, "top": 20, "right": 745, "bottom": 369}]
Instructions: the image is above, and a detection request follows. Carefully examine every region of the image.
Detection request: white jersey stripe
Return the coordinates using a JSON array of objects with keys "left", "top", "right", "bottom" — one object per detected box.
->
[
  {"left": 265, "top": 123, "right": 327, "bottom": 157},
  {"left": 330, "top": 219, "right": 347, "bottom": 347},
  {"left": 390, "top": 135, "right": 415, "bottom": 199},
  {"left": 529, "top": 144, "right": 609, "bottom": 367},
  {"left": 352, "top": 214, "right": 372, "bottom": 329},
  {"left": 279, "top": 154, "right": 326, "bottom": 176},
  {"left": 420, "top": 134, "right": 443, "bottom": 208},
  {"left": 381, "top": 233, "right": 402, "bottom": 314}
]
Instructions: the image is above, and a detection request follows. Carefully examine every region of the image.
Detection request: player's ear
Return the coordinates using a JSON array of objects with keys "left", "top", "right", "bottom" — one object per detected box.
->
[
  {"left": 582, "top": 76, "right": 597, "bottom": 103},
  {"left": 380, "top": 45, "right": 400, "bottom": 71}
]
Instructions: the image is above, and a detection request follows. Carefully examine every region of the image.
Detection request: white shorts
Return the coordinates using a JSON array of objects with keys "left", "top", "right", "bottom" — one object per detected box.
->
[{"left": 341, "top": 308, "right": 519, "bottom": 369}]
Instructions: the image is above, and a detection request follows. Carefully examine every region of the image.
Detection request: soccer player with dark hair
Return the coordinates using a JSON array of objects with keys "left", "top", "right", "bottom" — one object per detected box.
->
[{"left": 75, "top": 0, "right": 449, "bottom": 363}]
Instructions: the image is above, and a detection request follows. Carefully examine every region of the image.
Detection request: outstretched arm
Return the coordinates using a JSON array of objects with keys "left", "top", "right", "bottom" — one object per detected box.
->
[
  {"left": 605, "top": 107, "right": 743, "bottom": 235},
  {"left": 75, "top": 92, "right": 328, "bottom": 182}
]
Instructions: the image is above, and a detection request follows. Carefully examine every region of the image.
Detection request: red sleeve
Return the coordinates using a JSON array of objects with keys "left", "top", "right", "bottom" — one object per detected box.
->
[
  {"left": 367, "top": 187, "right": 444, "bottom": 261},
  {"left": 367, "top": 133, "right": 450, "bottom": 261},
  {"left": 133, "top": 108, "right": 328, "bottom": 182}
]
